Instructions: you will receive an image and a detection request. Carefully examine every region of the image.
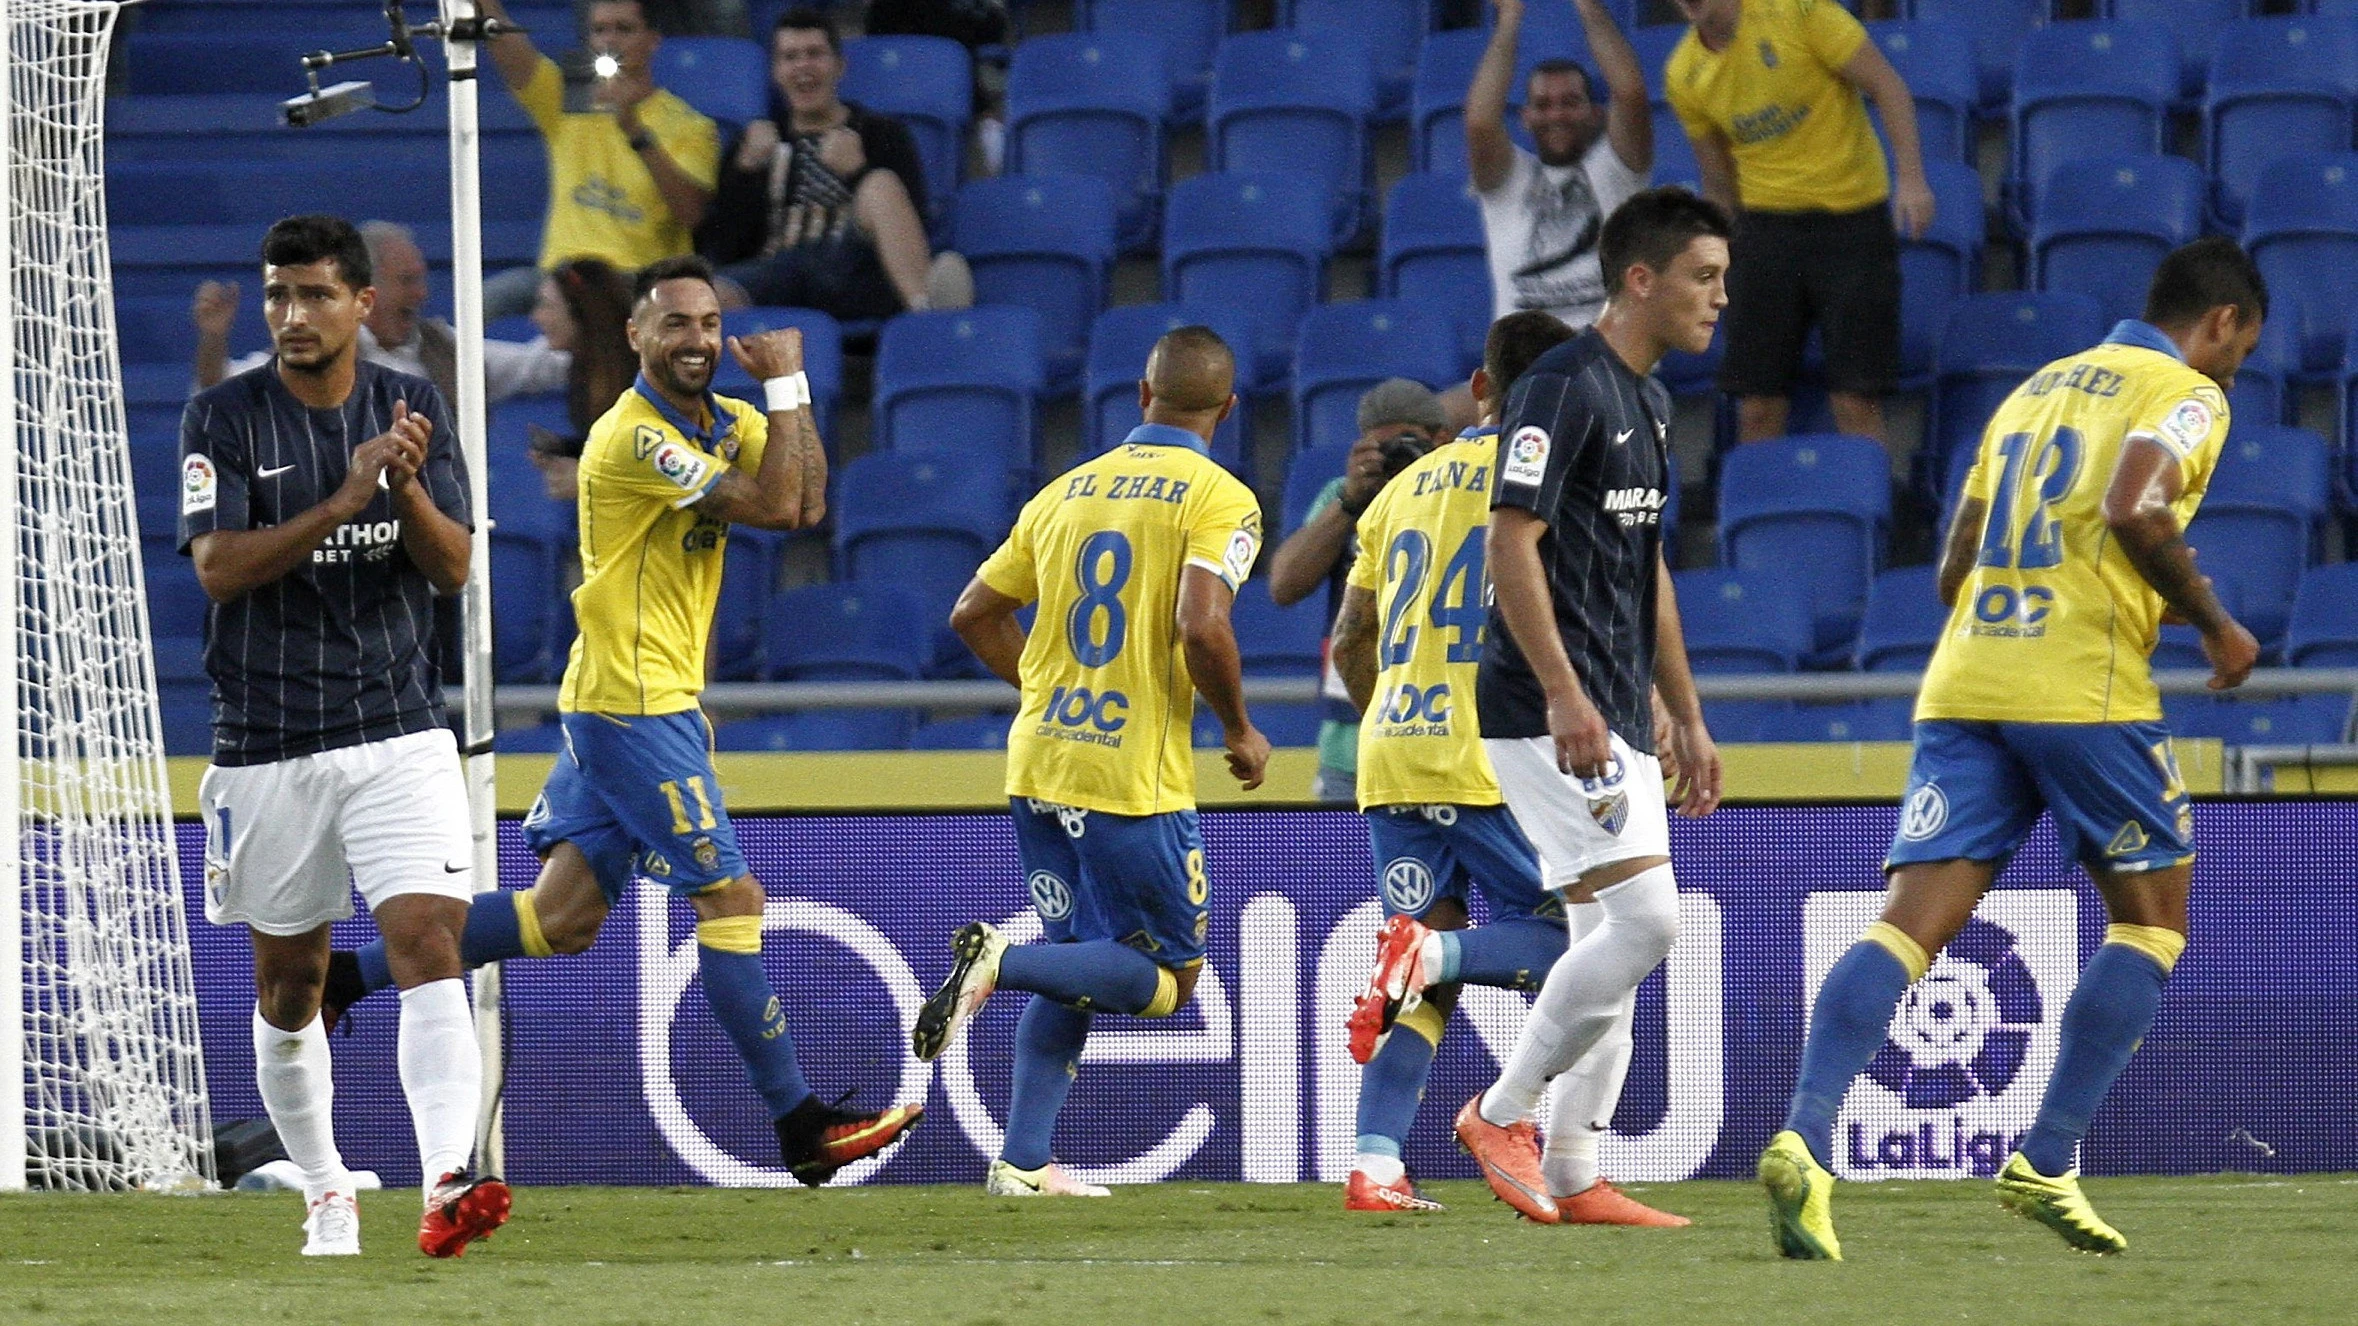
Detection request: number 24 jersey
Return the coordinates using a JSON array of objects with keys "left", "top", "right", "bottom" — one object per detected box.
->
[{"left": 976, "top": 428, "right": 1263, "bottom": 817}]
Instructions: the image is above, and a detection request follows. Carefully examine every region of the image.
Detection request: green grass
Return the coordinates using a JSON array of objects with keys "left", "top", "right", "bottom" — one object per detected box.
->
[{"left": 3, "top": 1176, "right": 2354, "bottom": 1324}]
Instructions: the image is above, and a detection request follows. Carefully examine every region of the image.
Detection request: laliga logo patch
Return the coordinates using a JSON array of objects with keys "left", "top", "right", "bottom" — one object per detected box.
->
[
  {"left": 1223, "top": 526, "right": 1259, "bottom": 585},
  {"left": 181, "top": 453, "right": 217, "bottom": 516},
  {"left": 1381, "top": 857, "right": 1436, "bottom": 914},
  {"left": 1502, "top": 425, "right": 1550, "bottom": 486},
  {"left": 2159, "top": 396, "right": 2213, "bottom": 453},
  {"left": 1028, "top": 870, "right": 1074, "bottom": 922},
  {"left": 650, "top": 440, "right": 711, "bottom": 491},
  {"left": 1899, "top": 781, "right": 1949, "bottom": 842}
]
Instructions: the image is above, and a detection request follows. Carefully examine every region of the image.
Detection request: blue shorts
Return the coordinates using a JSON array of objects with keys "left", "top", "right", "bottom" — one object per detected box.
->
[
  {"left": 1885, "top": 720, "right": 2194, "bottom": 875},
  {"left": 522, "top": 710, "right": 749, "bottom": 902},
  {"left": 1010, "top": 799, "right": 1209, "bottom": 968},
  {"left": 1365, "top": 803, "right": 1559, "bottom": 923}
]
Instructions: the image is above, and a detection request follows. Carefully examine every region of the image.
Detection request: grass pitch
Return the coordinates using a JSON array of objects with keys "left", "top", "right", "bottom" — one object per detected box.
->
[{"left": 3, "top": 1176, "right": 2353, "bottom": 1325}]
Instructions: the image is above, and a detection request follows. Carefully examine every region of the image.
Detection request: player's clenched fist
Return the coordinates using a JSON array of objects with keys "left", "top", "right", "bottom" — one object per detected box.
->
[
  {"left": 727, "top": 329, "right": 803, "bottom": 382},
  {"left": 1224, "top": 724, "right": 1271, "bottom": 791}
]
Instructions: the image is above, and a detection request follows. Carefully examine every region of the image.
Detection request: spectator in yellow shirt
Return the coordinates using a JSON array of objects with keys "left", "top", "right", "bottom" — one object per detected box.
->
[
  {"left": 1665, "top": 0, "right": 1932, "bottom": 452},
  {"left": 477, "top": 0, "right": 721, "bottom": 318}
]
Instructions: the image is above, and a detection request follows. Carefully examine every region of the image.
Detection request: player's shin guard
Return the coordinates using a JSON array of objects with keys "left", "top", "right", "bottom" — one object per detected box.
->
[
  {"left": 1782, "top": 923, "right": 1927, "bottom": 1167},
  {"left": 695, "top": 915, "right": 814, "bottom": 1119},
  {"left": 1480, "top": 865, "right": 1677, "bottom": 1126},
  {"left": 253, "top": 1008, "right": 348, "bottom": 1201},
  {"left": 355, "top": 890, "right": 553, "bottom": 995},
  {"left": 1355, "top": 998, "right": 1449, "bottom": 1178},
  {"left": 396, "top": 978, "right": 482, "bottom": 1194},
  {"left": 996, "top": 939, "right": 1164, "bottom": 1014},
  {"left": 1001, "top": 996, "right": 1092, "bottom": 1171},
  {"left": 2018, "top": 927, "right": 2181, "bottom": 1177},
  {"left": 1440, "top": 915, "right": 1569, "bottom": 991}
]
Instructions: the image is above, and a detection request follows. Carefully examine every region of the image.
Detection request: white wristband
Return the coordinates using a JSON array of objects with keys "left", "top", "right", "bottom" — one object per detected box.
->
[{"left": 763, "top": 372, "right": 809, "bottom": 413}]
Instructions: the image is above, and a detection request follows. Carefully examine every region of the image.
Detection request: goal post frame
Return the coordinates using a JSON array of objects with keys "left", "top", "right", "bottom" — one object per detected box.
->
[{"left": 0, "top": 0, "right": 23, "bottom": 1199}]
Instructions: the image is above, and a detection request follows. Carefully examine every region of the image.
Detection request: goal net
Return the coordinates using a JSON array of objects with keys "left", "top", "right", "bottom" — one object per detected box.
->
[{"left": 2, "top": 0, "right": 213, "bottom": 1192}]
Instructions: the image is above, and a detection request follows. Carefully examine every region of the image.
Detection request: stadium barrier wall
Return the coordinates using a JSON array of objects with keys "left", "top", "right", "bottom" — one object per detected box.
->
[{"left": 178, "top": 800, "right": 2357, "bottom": 1191}]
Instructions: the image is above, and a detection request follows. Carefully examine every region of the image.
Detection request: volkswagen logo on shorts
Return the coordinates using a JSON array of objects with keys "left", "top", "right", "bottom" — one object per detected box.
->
[
  {"left": 1866, "top": 917, "right": 2043, "bottom": 1109},
  {"left": 1381, "top": 857, "right": 1436, "bottom": 914},
  {"left": 1028, "top": 870, "right": 1073, "bottom": 922},
  {"left": 1899, "top": 781, "right": 1949, "bottom": 842}
]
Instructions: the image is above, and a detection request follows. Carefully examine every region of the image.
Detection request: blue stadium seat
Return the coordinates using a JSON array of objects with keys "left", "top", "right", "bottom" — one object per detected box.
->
[
  {"left": 711, "top": 308, "right": 844, "bottom": 442},
  {"left": 953, "top": 176, "right": 1119, "bottom": 397},
  {"left": 113, "top": 294, "right": 267, "bottom": 368},
  {"left": 144, "top": 553, "right": 209, "bottom": 642},
  {"left": 1195, "top": 701, "right": 1325, "bottom": 748},
  {"left": 765, "top": 582, "right": 930, "bottom": 682},
  {"left": 710, "top": 532, "right": 781, "bottom": 682},
  {"left": 2287, "top": 563, "right": 2358, "bottom": 667},
  {"left": 484, "top": 391, "right": 573, "bottom": 495},
  {"left": 1866, "top": 19, "right": 1981, "bottom": 165},
  {"left": 2009, "top": 21, "right": 2179, "bottom": 228},
  {"left": 652, "top": 36, "right": 768, "bottom": 129},
  {"left": 1380, "top": 173, "right": 1489, "bottom": 374},
  {"left": 494, "top": 721, "right": 570, "bottom": 755},
  {"left": 839, "top": 36, "right": 971, "bottom": 227},
  {"left": 2107, "top": 0, "right": 2243, "bottom": 102},
  {"left": 1670, "top": 570, "right": 1816, "bottom": 674},
  {"left": 1229, "top": 579, "right": 1328, "bottom": 677},
  {"left": 1284, "top": 0, "right": 1427, "bottom": 120},
  {"left": 1079, "top": 0, "right": 1228, "bottom": 124},
  {"left": 1907, "top": 0, "right": 2043, "bottom": 110},
  {"left": 489, "top": 530, "right": 564, "bottom": 684},
  {"left": 105, "top": 88, "right": 539, "bottom": 163},
  {"left": 1855, "top": 566, "right": 1947, "bottom": 673},
  {"left": 1927, "top": 292, "right": 2108, "bottom": 502},
  {"left": 1162, "top": 172, "right": 1333, "bottom": 388},
  {"left": 1292, "top": 301, "right": 1459, "bottom": 454},
  {"left": 908, "top": 713, "right": 1015, "bottom": 750},
  {"left": 2229, "top": 310, "right": 2298, "bottom": 429},
  {"left": 106, "top": 143, "right": 547, "bottom": 227},
  {"left": 1650, "top": 104, "right": 1703, "bottom": 191},
  {"left": 833, "top": 449, "right": 1011, "bottom": 629},
  {"left": 1899, "top": 159, "right": 1988, "bottom": 387},
  {"left": 1754, "top": 701, "right": 1917, "bottom": 744},
  {"left": 1411, "top": 28, "right": 1490, "bottom": 177},
  {"left": 2030, "top": 154, "right": 2207, "bottom": 328},
  {"left": 1208, "top": 31, "right": 1376, "bottom": 243},
  {"left": 1717, "top": 434, "right": 1892, "bottom": 659},
  {"left": 126, "top": 28, "right": 388, "bottom": 95},
  {"left": 1005, "top": 32, "right": 1171, "bottom": 253},
  {"left": 1080, "top": 303, "right": 1256, "bottom": 476},
  {"left": 871, "top": 307, "right": 1045, "bottom": 476},
  {"left": 2187, "top": 423, "right": 2333, "bottom": 648},
  {"left": 2244, "top": 153, "right": 2358, "bottom": 376},
  {"left": 2164, "top": 694, "right": 2353, "bottom": 745},
  {"left": 714, "top": 710, "right": 917, "bottom": 752},
  {"left": 2205, "top": 16, "right": 2358, "bottom": 228},
  {"left": 1281, "top": 440, "right": 1356, "bottom": 534}
]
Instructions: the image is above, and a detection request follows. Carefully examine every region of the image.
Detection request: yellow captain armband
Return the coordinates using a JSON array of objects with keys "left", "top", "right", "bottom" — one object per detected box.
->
[
  {"left": 1863, "top": 921, "right": 1931, "bottom": 982},
  {"left": 2104, "top": 923, "right": 2186, "bottom": 974},
  {"left": 695, "top": 914, "right": 764, "bottom": 955}
]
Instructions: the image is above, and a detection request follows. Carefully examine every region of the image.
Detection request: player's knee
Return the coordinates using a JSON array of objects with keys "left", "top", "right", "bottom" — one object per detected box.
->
[
  {"left": 253, "top": 956, "right": 326, "bottom": 1027},
  {"left": 1602, "top": 864, "right": 1680, "bottom": 962}
]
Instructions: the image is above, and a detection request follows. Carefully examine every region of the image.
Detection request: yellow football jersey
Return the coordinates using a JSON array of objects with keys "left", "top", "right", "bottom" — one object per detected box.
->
[
  {"left": 516, "top": 56, "right": 721, "bottom": 271},
  {"left": 1665, "top": 0, "right": 1889, "bottom": 213},
  {"left": 1917, "top": 326, "right": 2230, "bottom": 725},
  {"left": 1346, "top": 429, "right": 1505, "bottom": 809},
  {"left": 977, "top": 426, "right": 1263, "bottom": 817},
  {"left": 559, "top": 380, "right": 768, "bottom": 716}
]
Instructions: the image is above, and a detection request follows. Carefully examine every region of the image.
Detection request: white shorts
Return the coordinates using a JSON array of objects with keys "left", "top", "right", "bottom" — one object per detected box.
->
[
  {"left": 1483, "top": 731, "right": 1671, "bottom": 889},
  {"left": 198, "top": 727, "right": 475, "bottom": 936}
]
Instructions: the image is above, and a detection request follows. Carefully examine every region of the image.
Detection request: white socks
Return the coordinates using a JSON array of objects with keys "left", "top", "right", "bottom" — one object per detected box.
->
[
  {"left": 1541, "top": 901, "right": 1636, "bottom": 1197},
  {"left": 252, "top": 1007, "right": 347, "bottom": 1202},
  {"left": 1482, "top": 864, "right": 1679, "bottom": 1127},
  {"left": 1354, "top": 1152, "right": 1406, "bottom": 1185},
  {"left": 397, "top": 978, "right": 482, "bottom": 1196}
]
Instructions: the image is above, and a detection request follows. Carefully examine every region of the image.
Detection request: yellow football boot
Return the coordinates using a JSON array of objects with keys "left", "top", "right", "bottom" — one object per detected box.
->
[
  {"left": 1758, "top": 1130, "right": 1842, "bottom": 1260},
  {"left": 1995, "top": 1152, "right": 2128, "bottom": 1255}
]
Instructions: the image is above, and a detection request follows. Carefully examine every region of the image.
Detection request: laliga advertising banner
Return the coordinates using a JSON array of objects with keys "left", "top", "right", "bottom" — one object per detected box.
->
[{"left": 179, "top": 801, "right": 2358, "bottom": 1190}]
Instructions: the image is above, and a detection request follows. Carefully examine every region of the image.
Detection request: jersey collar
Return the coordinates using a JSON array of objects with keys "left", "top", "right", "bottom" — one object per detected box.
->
[
  {"left": 1119, "top": 422, "right": 1208, "bottom": 455},
  {"left": 1457, "top": 424, "right": 1499, "bottom": 443},
  {"left": 2102, "top": 319, "right": 2186, "bottom": 363},
  {"left": 631, "top": 373, "right": 739, "bottom": 449}
]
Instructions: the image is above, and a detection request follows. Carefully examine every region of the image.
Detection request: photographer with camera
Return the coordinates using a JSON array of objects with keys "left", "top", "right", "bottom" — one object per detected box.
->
[{"left": 1269, "top": 379, "right": 1450, "bottom": 803}]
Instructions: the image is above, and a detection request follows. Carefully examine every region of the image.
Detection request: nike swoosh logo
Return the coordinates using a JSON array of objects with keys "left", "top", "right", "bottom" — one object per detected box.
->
[
  {"left": 1613, "top": 429, "right": 1633, "bottom": 446},
  {"left": 258, "top": 464, "right": 296, "bottom": 478},
  {"left": 442, "top": 863, "right": 468, "bottom": 873}
]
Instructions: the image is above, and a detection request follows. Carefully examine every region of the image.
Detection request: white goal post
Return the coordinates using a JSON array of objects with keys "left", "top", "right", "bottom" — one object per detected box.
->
[{"left": 2, "top": 0, "right": 214, "bottom": 1192}]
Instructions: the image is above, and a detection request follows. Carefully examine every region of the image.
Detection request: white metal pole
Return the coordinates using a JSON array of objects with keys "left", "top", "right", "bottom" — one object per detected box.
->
[
  {"left": 0, "top": 0, "right": 25, "bottom": 1196},
  {"left": 441, "top": 0, "right": 504, "bottom": 1177}
]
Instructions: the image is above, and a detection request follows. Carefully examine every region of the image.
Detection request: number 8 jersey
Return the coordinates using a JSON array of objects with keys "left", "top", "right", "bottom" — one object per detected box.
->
[
  {"left": 1918, "top": 321, "right": 2230, "bottom": 724},
  {"left": 976, "top": 424, "right": 1263, "bottom": 816}
]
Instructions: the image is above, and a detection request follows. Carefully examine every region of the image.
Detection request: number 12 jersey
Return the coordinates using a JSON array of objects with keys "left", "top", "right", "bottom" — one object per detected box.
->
[{"left": 976, "top": 425, "right": 1263, "bottom": 816}]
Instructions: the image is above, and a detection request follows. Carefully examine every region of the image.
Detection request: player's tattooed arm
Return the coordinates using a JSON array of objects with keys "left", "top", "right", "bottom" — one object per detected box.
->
[
  {"left": 948, "top": 577, "right": 1026, "bottom": 687},
  {"left": 697, "top": 330, "right": 813, "bottom": 530},
  {"left": 1651, "top": 555, "right": 1721, "bottom": 817},
  {"left": 2103, "top": 434, "right": 2258, "bottom": 691},
  {"left": 190, "top": 406, "right": 430, "bottom": 601},
  {"left": 1178, "top": 565, "right": 1269, "bottom": 791},
  {"left": 1935, "top": 496, "right": 1986, "bottom": 609},
  {"left": 1331, "top": 585, "right": 1380, "bottom": 713}
]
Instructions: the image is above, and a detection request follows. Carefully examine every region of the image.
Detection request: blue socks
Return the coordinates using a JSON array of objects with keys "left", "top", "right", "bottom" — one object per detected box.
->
[
  {"left": 1784, "top": 935, "right": 1920, "bottom": 1167},
  {"left": 998, "top": 940, "right": 1165, "bottom": 1015},
  {"left": 355, "top": 890, "right": 538, "bottom": 995},
  {"left": 2019, "top": 941, "right": 2172, "bottom": 1176},
  {"left": 696, "top": 917, "right": 812, "bottom": 1119},
  {"left": 1355, "top": 1002, "right": 1446, "bottom": 1159},
  {"left": 1439, "top": 916, "right": 1568, "bottom": 991},
  {"left": 1001, "top": 997, "right": 1091, "bottom": 1170}
]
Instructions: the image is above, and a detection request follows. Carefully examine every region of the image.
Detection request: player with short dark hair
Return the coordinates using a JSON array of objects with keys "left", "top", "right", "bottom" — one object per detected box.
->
[
  {"left": 911, "top": 326, "right": 1269, "bottom": 1198},
  {"left": 326, "top": 256, "right": 922, "bottom": 1186},
  {"left": 182, "top": 214, "right": 506, "bottom": 1258},
  {"left": 1760, "top": 237, "right": 2266, "bottom": 1260},
  {"left": 1451, "top": 187, "right": 1729, "bottom": 1224}
]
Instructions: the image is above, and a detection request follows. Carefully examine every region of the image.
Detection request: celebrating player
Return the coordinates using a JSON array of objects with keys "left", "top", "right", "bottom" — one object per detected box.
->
[
  {"left": 1760, "top": 238, "right": 2267, "bottom": 1259},
  {"left": 910, "top": 327, "right": 1269, "bottom": 1198},
  {"left": 181, "top": 215, "right": 507, "bottom": 1257},
  {"left": 1450, "top": 188, "right": 1728, "bottom": 1225},
  {"left": 326, "top": 256, "right": 921, "bottom": 1186}
]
